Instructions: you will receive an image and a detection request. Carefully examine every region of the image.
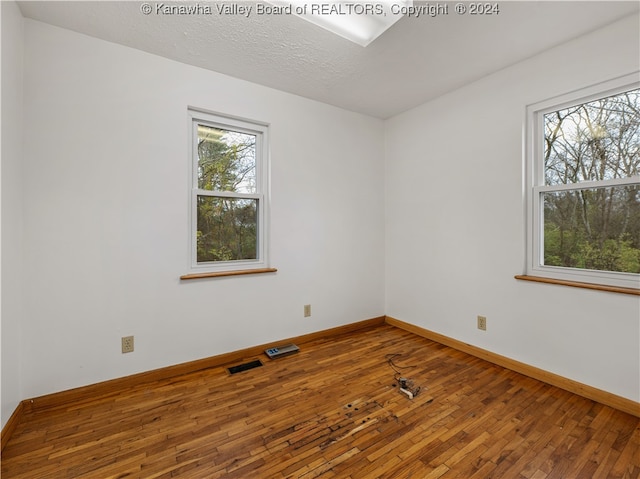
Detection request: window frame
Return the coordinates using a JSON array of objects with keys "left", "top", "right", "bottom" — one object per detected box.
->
[
  {"left": 524, "top": 73, "right": 640, "bottom": 289},
  {"left": 188, "top": 108, "right": 270, "bottom": 274}
]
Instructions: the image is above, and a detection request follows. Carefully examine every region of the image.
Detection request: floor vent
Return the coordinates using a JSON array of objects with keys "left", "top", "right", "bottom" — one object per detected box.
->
[{"left": 227, "top": 360, "right": 263, "bottom": 375}]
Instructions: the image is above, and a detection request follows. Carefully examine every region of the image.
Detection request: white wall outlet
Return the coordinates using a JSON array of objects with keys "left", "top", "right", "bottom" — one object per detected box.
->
[
  {"left": 122, "top": 335, "right": 134, "bottom": 353},
  {"left": 304, "top": 304, "right": 311, "bottom": 317},
  {"left": 477, "top": 316, "right": 487, "bottom": 331}
]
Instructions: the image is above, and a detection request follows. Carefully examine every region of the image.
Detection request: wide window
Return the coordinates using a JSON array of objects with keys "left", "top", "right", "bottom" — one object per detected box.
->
[
  {"left": 526, "top": 74, "right": 640, "bottom": 289},
  {"left": 188, "top": 110, "right": 269, "bottom": 273}
]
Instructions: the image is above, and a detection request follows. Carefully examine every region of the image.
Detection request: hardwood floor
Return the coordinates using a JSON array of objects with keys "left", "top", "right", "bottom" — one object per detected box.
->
[{"left": 2, "top": 325, "right": 639, "bottom": 478}]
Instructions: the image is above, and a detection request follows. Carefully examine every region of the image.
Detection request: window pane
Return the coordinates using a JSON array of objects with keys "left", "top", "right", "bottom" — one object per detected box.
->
[
  {"left": 196, "top": 196, "right": 257, "bottom": 263},
  {"left": 197, "top": 124, "right": 257, "bottom": 193},
  {"left": 543, "top": 185, "right": 640, "bottom": 273},
  {"left": 544, "top": 89, "right": 639, "bottom": 185}
]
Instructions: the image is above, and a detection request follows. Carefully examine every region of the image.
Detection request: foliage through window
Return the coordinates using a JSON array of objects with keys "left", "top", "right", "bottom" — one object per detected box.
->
[
  {"left": 189, "top": 110, "right": 269, "bottom": 272},
  {"left": 527, "top": 75, "right": 640, "bottom": 288}
]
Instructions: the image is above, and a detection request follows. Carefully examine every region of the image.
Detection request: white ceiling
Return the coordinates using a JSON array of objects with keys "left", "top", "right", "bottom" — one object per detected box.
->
[{"left": 17, "top": 1, "right": 640, "bottom": 118}]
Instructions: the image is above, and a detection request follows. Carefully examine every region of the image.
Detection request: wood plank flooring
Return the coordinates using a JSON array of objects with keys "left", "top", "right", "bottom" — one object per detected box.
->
[{"left": 2, "top": 325, "right": 639, "bottom": 478}]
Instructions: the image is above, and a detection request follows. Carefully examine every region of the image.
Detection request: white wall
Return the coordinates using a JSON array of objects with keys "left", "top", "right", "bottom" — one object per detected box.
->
[
  {"left": 19, "top": 19, "right": 385, "bottom": 399},
  {"left": 385, "top": 14, "right": 640, "bottom": 402},
  {"left": 1, "top": 1, "right": 24, "bottom": 428}
]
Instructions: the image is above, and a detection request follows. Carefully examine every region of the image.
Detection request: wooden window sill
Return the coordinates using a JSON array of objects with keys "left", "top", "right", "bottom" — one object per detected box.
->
[
  {"left": 515, "top": 275, "right": 640, "bottom": 296},
  {"left": 181, "top": 268, "right": 277, "bottom": 280}
]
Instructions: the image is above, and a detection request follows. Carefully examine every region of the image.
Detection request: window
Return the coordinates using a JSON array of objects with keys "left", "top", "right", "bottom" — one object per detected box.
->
[
  {"left": 525, "top": 74, "right": 640, "bottom": 289},
  {"left": 188, "top": 109, "right": 269, "bottom": 273}
]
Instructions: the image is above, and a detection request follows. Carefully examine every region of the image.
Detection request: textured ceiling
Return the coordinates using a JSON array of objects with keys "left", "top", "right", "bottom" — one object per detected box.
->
[{"left": 17, "top": 1, "right": 640, "bottom": 118}]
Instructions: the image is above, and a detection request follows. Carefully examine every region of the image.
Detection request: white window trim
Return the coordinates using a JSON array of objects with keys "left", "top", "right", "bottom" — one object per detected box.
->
[
  {"left": 188, "top": 108, "right": 270, "bottom": 274},
  {"left": 524, "top": 72, "right": 640, "bottom": 289}
]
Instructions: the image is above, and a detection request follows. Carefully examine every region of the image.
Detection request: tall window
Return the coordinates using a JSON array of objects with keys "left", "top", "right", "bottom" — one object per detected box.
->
[
  {"left": 189, "top": 109, "right": 269, "bottom": 272},
  {"left": 526, "top": 74, "right": 640, "bottom": 289}
]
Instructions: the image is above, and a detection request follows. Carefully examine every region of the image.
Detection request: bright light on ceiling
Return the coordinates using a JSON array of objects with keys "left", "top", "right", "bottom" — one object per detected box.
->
[{"left": 270, "top": 1, "right": 413, "bottom": 47}]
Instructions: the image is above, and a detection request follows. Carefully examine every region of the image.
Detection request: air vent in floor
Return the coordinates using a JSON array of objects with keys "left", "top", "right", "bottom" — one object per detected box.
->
[{"left": 227, "top": 359, "right": 263, "bottom": 375}]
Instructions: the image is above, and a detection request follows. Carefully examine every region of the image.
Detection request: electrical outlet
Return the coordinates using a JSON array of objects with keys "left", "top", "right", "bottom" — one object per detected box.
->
[
  {"left": 304, "top": 304, "right": 311, "bottom": 317},
  {"left": 122, "top": 336, "right": 134, "bottom": 353},
  {"left": 477, "top": 316, "right": 487, "bottom": 331}
]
